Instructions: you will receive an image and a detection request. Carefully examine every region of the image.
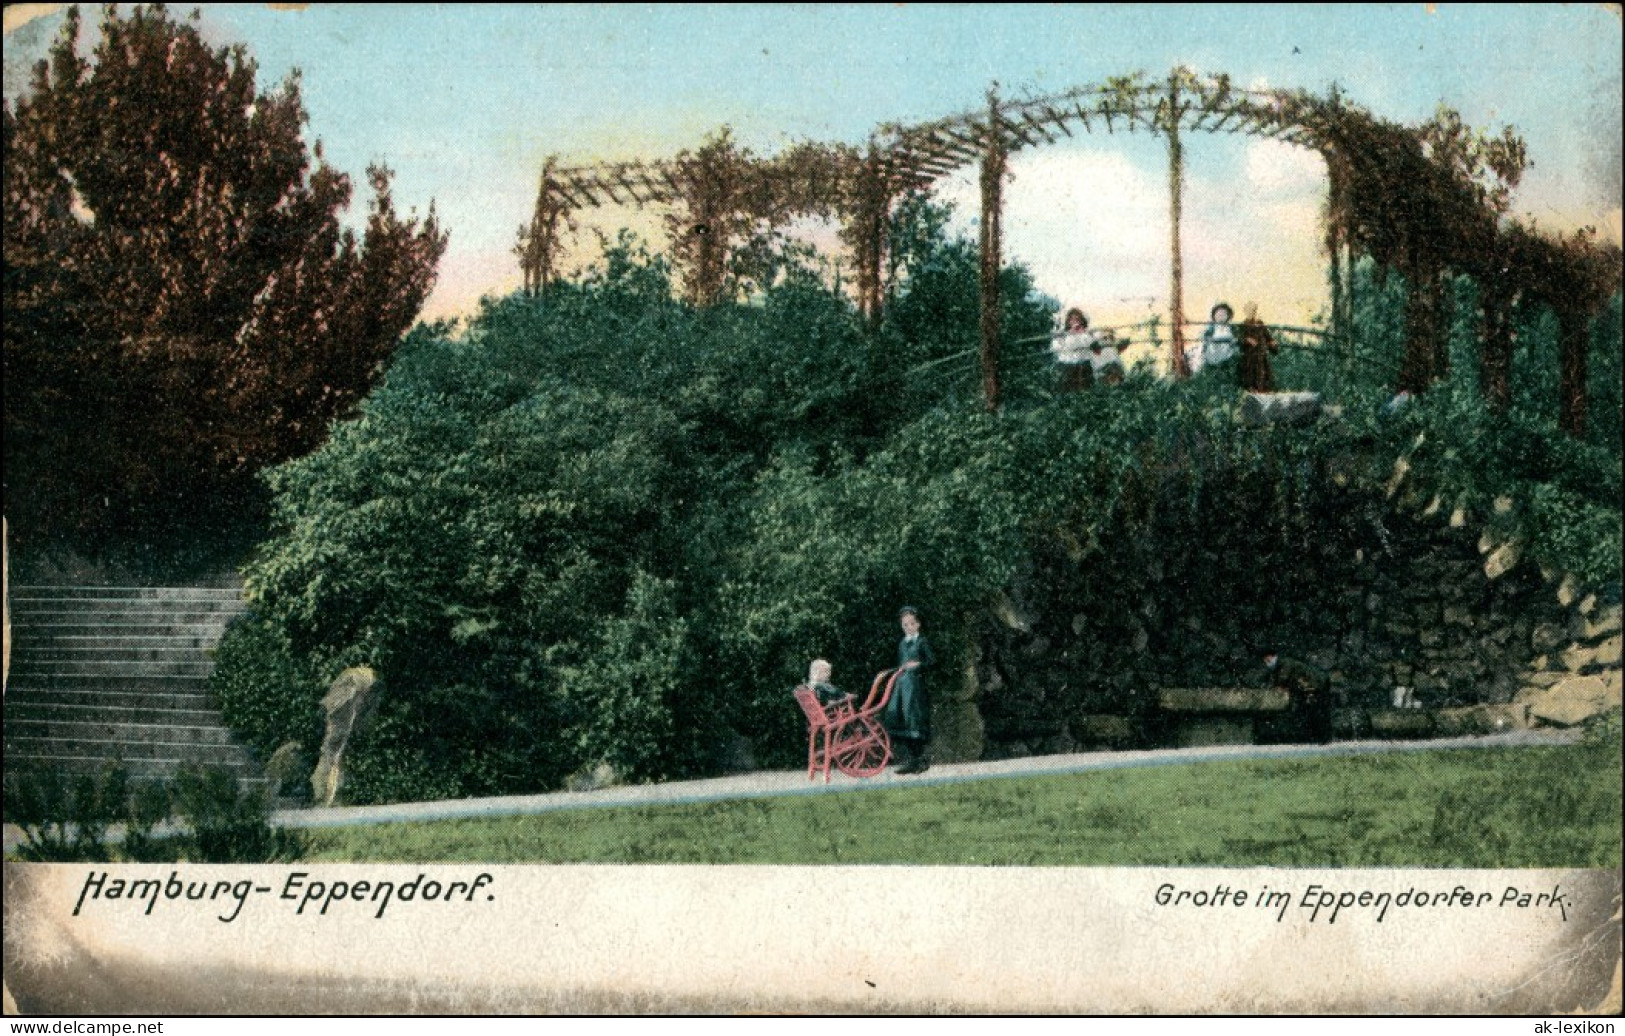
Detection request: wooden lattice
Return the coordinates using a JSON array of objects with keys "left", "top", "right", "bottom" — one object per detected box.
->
[{"left": 517, "top": 67, "right": 1620, "bottom": 433}]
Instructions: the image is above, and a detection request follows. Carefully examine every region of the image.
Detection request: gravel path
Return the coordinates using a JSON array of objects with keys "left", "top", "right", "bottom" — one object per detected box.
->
[
  {"left": 2, "top": 728, "right": 1583, "bottom": 852},
  {"left": 271, "top": 727, "right": 1580, "bottom": 831}
]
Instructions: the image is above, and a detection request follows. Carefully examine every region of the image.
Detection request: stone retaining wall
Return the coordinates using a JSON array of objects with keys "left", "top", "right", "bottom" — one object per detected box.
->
[{"left": 958, "top": 506, "right": 1620, "bottom": 761}]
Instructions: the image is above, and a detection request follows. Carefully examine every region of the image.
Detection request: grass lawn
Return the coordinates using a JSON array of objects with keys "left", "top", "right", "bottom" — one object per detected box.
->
[{"left": 300, "top": 729, "right": 1623, "bottom": 866}]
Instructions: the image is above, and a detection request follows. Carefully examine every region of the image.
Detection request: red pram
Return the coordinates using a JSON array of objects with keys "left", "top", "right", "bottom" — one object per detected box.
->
[{"left": 792, "top": 668, "right": 902, "bottom": 782}]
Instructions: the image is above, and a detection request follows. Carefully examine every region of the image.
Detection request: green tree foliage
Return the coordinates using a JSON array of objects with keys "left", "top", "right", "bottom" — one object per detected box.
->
[
  {"left": 3, "top": 4, "right": 447, "bottom": 553},
  {"left": 876, "top": 191, "right": 1056, "bottom": 406}
]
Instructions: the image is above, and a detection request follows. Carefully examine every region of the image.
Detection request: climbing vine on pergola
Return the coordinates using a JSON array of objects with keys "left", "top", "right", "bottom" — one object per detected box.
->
[
  {"left": 516, "top": 132, "right": 911, "bottom": 317},
  {"left": 518, "top": 68, "right": 1620, "bottom": 433}
]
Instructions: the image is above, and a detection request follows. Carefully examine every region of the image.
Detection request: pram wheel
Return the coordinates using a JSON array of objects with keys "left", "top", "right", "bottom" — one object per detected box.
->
[{"left": 832, "top": 717, "right": 891, "bottom": 777}]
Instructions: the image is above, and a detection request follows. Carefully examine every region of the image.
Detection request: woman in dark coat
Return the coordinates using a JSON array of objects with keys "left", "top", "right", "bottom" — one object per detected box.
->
[
  {"left": 886, "top": 606, "right": 935, "bottom": 774},
  {"left": 1237, "top": 301, "right": 1279, "bottom": 392}
]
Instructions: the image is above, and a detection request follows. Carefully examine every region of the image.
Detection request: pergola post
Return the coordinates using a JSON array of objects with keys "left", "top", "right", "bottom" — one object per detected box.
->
[
  {"left": 867, "top": 201, "right": 888, "bottom": 325},
  {"left": 690, "top": 177, "right": 725, "bottom": 307},
  {"left": 1479, "top": 283, "right": 1515, "bottom": 412},
  {"left": 1324, "top": 160, "right": 1345, "bottom": 364},
  {"left": 1328, "top": 233, "right": 1344, "bottom": 339},
  {"left": 1557, "top": 306, "right": 1590, "bottom": 438},
  {"left": 519, "top": 160, "right": 564, "bottom": 298},
  {"left": 854, "top": 147, "right": 889, "bottom": 326},
  {"left": 1323, "top": 94, "right": 1355, "bottom": 373},
  {"left": 1166, "top": 73, "right": 1190, "bottom": 378},
  {"left": 1399, "top": 258, "right": 1444, "bottom": 394},
  {"left": 1328, "top": 226, "right": 1358, "bottom": 379},
  {"left": 978, "top": 86, "right": 1006, "bottom": 412}
]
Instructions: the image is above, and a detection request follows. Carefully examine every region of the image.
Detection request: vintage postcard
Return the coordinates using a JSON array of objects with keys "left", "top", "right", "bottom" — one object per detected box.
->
[{"left": 3, "top": 3, "right": 1621, "bottom": 1016}]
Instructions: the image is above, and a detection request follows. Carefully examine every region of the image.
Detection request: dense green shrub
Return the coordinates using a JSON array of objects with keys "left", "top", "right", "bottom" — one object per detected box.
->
[
  {"left": 713, "top": 366, "right": 1388, "bottom": 762},
  {"left": 4, "top": 763, "right": 298, "bottom": 863},
  {"left": 3, "top": 763, "right": 127, "bottom": 861},
  {"left": 1584, "top": 293, "right": 1623, "bottom": 455},
  {"left": 210, "top": 612, "right": 325, "bottom": 766},
  {"left": 216, "top": 217, "right": 1059, "bottom": 801},
  {"left": 1379, "top": 288, "right": 1622, "bottom": 592},
  {"left": 1290, "top": 260, "right": 1622, "bottom": 592},
  {"left": 171, "top": 766, "right": 302, "bottom": 863},
  {"left": 250, "top": 380, "right": 691, "bottom": 800}
]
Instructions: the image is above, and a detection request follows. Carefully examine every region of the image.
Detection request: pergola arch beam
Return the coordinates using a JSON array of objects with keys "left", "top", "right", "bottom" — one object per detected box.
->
[
  {"left": 521, "top": 70, "right": 1382, "bottom": 384},
  {"left": 515, "top": 67, "right": 1614, "bottom": 433}
]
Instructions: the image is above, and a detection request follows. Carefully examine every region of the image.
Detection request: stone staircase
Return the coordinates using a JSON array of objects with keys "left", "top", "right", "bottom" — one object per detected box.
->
[{"left": 4, "top": 586, "right": 267, "bottom": 787}]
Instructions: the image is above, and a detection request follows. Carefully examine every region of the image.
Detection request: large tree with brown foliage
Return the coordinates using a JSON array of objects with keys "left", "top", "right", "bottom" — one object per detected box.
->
[{"left": 3, "top": 5, "right": 447, "bottom": 552}]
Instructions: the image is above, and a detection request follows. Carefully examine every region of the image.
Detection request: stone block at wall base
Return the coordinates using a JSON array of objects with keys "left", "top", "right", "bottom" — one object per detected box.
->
[
  {"left": 1072, "top": 714, "right": 1142, "bottom": 747},
  {"left": 930, "top": 657, "right": 988, "bottom": 764},
  {"left": 1433, "top": 703, "right": 1529, "bottom": 736},
  {"left": 1526, "top": 674, "right": 1622, "bottom": 727},
  {"left": 1331, "top": 708, "right": 1369, "bottom": 740},
  {"left": 1561, "top": 636, "right": 1621, "bottom": 674},
  {"left": 1367, "top": 708, "right": 1437, "bottom": 739},
  {"left": 1518, "top": 670, "right": 1568, "bottom": 692},
  {"left": 1173, "top": 716, "right": 1254, "bottom": 748},
  {"left": 1570, "top": 606, "right": 1621, "bottom": 644}
]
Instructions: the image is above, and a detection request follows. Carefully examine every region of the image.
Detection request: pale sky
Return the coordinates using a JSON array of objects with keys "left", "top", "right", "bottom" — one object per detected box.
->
[{"left": 5, "top": 4, "right": 1621, "bottom": 330}]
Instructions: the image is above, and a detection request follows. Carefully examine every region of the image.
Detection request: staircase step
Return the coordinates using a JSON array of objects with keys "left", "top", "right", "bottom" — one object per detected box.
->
[
  {"left": 3, "top": 688, "right": 216, "bottom": 714},
  {"left": 10, "top": 588, "right": 246, "bottom": 601},
  {"left": 3, "top": 753, "right": 265, "bottom": 781},
  {"left": 7, "top": 626, "right": 235, "bottom": 644},
  {"left": 17, "top": 616, "right": 241, "bottom": 627},
  {"left": 7, "top": 665, "right": 219, "bottom": 682},
  {"left": 10, "top": 585, "right": 246, "bottom": 598},
  {"left": 18, "top": 634, "right": 229, "bottom": 651},
  {"left": 3, "top": 679, "right": 215, "bottom": 701},
  {"left": 9, "top": 607, "right": 245, "bottom": 625},
  {"left": 14, "top": 645, "right": 230, "bottom": 664},
  {"left": 4, "top": 736, "right": 256, "bottom": 766},
  {"left": 5, "top": 701, "right": 224, "bottom": 725},
  {"left": 14, "top": 610, "right": 244, "bottom": 620},
  {"left": 6, "top": 719, "right": 238, "bottom": 746}
]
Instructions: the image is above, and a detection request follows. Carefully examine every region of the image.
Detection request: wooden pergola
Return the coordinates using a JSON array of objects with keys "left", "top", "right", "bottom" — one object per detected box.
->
[
  {"left": 521, "top": 69, "right": 1609, "bottom": 424},
  {"left": 520, "top": 139, "right": 928, "bottom": 321},
  {"left": 857, "top": 71, "right": 1338, "bottom": 405},
  {"left": 522, "top": 69, "right": 1348, "bottom": 411}
]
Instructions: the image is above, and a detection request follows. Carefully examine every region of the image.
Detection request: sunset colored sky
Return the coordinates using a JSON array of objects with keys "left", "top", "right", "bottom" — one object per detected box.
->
[{"left": 5, "top": 4, "right": 1621, "bottom": 330}]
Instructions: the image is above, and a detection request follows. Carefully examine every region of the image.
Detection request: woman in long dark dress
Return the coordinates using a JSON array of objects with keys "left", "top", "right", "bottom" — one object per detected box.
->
[
  {"left": 1237, "top": 301, "right": 1280, "bottom": 392},
  {"left": 886, "top": 606, "right": 935, "bottom": 774}
]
